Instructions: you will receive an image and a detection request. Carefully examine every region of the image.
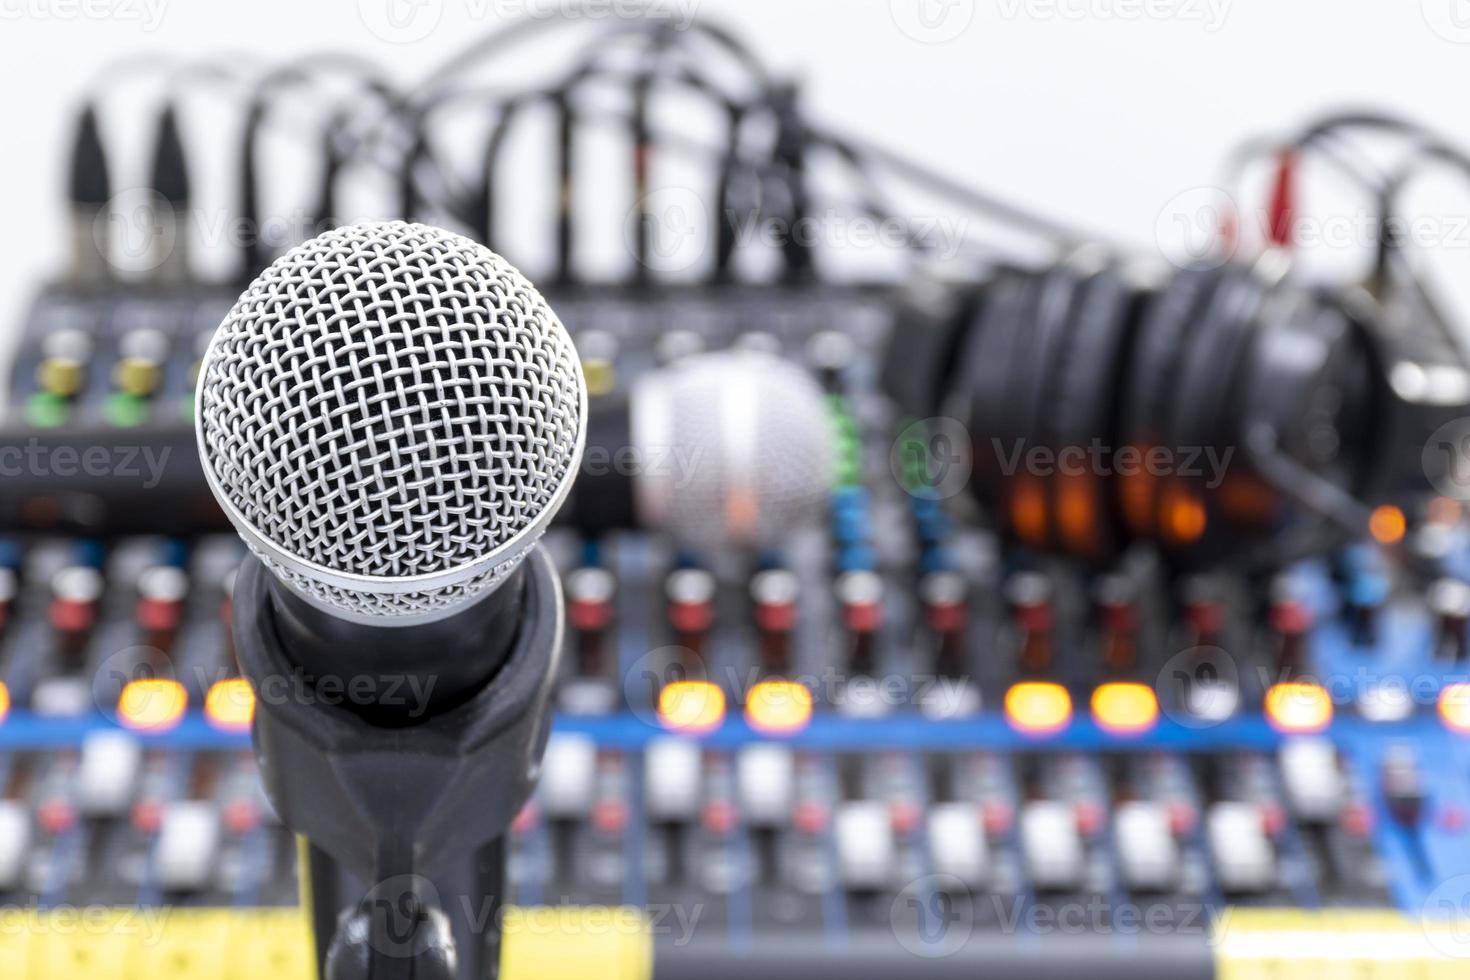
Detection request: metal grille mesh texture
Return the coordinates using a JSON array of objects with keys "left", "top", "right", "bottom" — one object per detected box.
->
[
  {"left": 197, "top": 222, "right": 584, "bottom": 620},
  {"left": 654, "top": 351, "right": 831, "bottom": 549}
]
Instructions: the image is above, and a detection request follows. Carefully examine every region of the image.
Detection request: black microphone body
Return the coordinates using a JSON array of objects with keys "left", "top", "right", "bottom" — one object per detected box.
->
[
  {"left": 265, "top": 564, "right": 530, "bottom": 725},
  {"left": 232, "top": 551, "right": 561, "bottom": 980}
]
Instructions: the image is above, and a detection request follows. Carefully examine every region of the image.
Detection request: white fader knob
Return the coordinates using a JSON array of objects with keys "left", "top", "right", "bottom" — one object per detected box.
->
[
  {"left": 835, "top": 801, "right": 893, "bottom": 890},
  {"left": 1114, "top": 801, "right": 1180, "bottom": 892},
  {"left": 645, "top": 737, "right": 702, "bottom": 822},
  {"left": 927, "top": 802, "right": 989, "bottom": 888},
  {"left": 155, "top": 801, "right": 222, "bottom": 892},
  {"left": 78, "top": 730, "right": 142, "bottom": 817},
  {"left": 0, "top": 802, "right": 30, "bottom": 890},
  {"left": 1020, "top": 801, "right": 1084, "bottom": 891},
  {"left": 1208, "top": 802, "right": 1276, "bottom": 893},
  {"left": 737, "top": 744, "right": 795, "bottom": 827},
  {"left": 540, "top": 734, "right": 597, "bottom": 819},
  {"left": 1278, "top": 738, "right": 1344, "bottom": 822}
]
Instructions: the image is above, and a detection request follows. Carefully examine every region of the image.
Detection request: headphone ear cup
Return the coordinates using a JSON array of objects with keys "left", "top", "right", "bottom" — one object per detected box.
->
[
  {"left": 1003, "top": 265, "right": 1086, "bottom": 552},
  {"left": 1118, "top": 267, "right": 1225, "bottom": 542},
  {"left": 1046, "top": 265, "right": 1136, "bottom": 560},
  {"left": 962, "top": 271, "right": 1032, "bottom": 521},
  {"left": 1157, "top": 265, "right": 1266, "bottom": 562}
]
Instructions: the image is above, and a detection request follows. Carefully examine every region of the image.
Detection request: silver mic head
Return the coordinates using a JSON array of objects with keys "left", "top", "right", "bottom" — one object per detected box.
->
[
  {"left": 196, "top": 221, "right": 587, "bottom": 625},
  {"left": 632, "top": 350, "right": 832, "bottom": 550}
]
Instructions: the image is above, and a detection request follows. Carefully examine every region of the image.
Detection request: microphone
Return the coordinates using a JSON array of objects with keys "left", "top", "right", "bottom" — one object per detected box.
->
[
  {"left": 196, "top": 221, "right": 585, "bottom": 979},
  {"left": 573, "top": 349, "right": 834, "bottom": 550}
]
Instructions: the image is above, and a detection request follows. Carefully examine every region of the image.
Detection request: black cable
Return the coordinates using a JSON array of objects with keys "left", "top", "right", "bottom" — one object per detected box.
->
[
  {"left": 1295, "top": 110, "right": 1443, "bottom": 149},
  {"left": 480, "top": 95, "right": 530, "bottom": 249},
  {"left": 236, "top": 55, "right": 393, "bottom": 277},
  {"left": 560, "top": 27, "right": 781, "bottom": 283},
  {"left": 308, "top": 106, "right": 359, "bottom": 234},
  {"left": 553, "top": 22, "right": 749, "bottom": 283},
  {"left": 554, "top": 88, "right": 575, "bottom": 283},
  {"left": 812, "top": 124, "right": 1115, "bottom": 248},
  {"left": 413, "top": 99, "right": 1000, "bottom": 271},
  {"left": 1221, "top": 109, "right": 1470, "bottom": 301},
  {"left": 447, "top": 57, "right": 768, "bottom": 274},
  {"left": 769, "top": 82, "right": 815, "bottom": 281},
  {"left": 149, "top": 103, "right": 190, "bottom": 212},
  {"left": 412, "top": 6, "right": 773, "bottom": 105},
  {"left": 67, "top": 103, "right": 110, "bottom": 211},
  {"left": 399, "top": 103, "right": 430, "bottom": 221},
  {"left": 80, "top": 10, "right": 1121, "bottom": 286},
  {"left": 396, "top": 20, "right": 765, "bottom": 257},
  {"left": 386, "top": 13, "right": 785, "bottom": 281},
  {"left": 713, "top": 102, "right": 748, "bottom": 280},
  {"left": 629, "top": 60, "right": 656, "bottom": 282},
  {"left": 1369, "top": 145, "right": 1470, "bottom": 368},
  {"left": 336, "top": 11, "right": 1062, "bottom": 279}
]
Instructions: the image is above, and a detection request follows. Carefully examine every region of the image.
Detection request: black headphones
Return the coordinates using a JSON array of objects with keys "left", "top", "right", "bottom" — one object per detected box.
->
[{"left": 930, "top": 254, "right": 1398, "bottom": 571}]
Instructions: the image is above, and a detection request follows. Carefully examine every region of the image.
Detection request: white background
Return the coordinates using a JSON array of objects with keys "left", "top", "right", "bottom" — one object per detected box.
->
[{"left": 2, "top": 0, "right": 1470, "bottom": 325}]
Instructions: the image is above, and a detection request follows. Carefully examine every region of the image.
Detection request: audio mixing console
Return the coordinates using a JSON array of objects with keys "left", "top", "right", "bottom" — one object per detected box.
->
[
  {"left": 1, "top": 277, "right": 1469, "bottom": 978},
  {"left": 7, "top": 8, "right": 1470, "bottom": 978}
]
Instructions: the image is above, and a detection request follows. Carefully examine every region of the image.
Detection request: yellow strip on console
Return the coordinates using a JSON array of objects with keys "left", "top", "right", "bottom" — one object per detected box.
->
[
  {"left": 0, "top": 904, "right": 652, "bottom": 980},
  {"left": 0, "top": 906, "right": 312, "bottom": 980},
  {"left": 1214, "top": 909, "right": 1468, "bottom": 980},
  {"left": 501, "top": 905, "right": 653, "bottom": 980}
]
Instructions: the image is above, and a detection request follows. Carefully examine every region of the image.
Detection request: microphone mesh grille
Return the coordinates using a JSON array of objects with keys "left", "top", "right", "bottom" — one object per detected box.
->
[
  {"left": 197, "top": 222, "right": 585, "bottom": 621},
  {"left": 643, "top": 351, "right": 832, "bottom": 549}
]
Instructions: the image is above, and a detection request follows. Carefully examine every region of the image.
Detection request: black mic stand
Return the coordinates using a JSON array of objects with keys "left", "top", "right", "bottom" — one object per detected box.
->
[{"left": 231, "top": 548, "right": 564, "bottom": 980}]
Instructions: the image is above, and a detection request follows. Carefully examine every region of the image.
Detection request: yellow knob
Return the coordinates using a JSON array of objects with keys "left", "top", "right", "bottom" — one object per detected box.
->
[
  {"left": 583, "top": 358, "right": 616, "bottom": 397},
  {"left": 36, "top": 358, "right": 85, "bottom": 398},
  {"left": 114, "top": 357, "right": 161, "bottom": 397}
]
